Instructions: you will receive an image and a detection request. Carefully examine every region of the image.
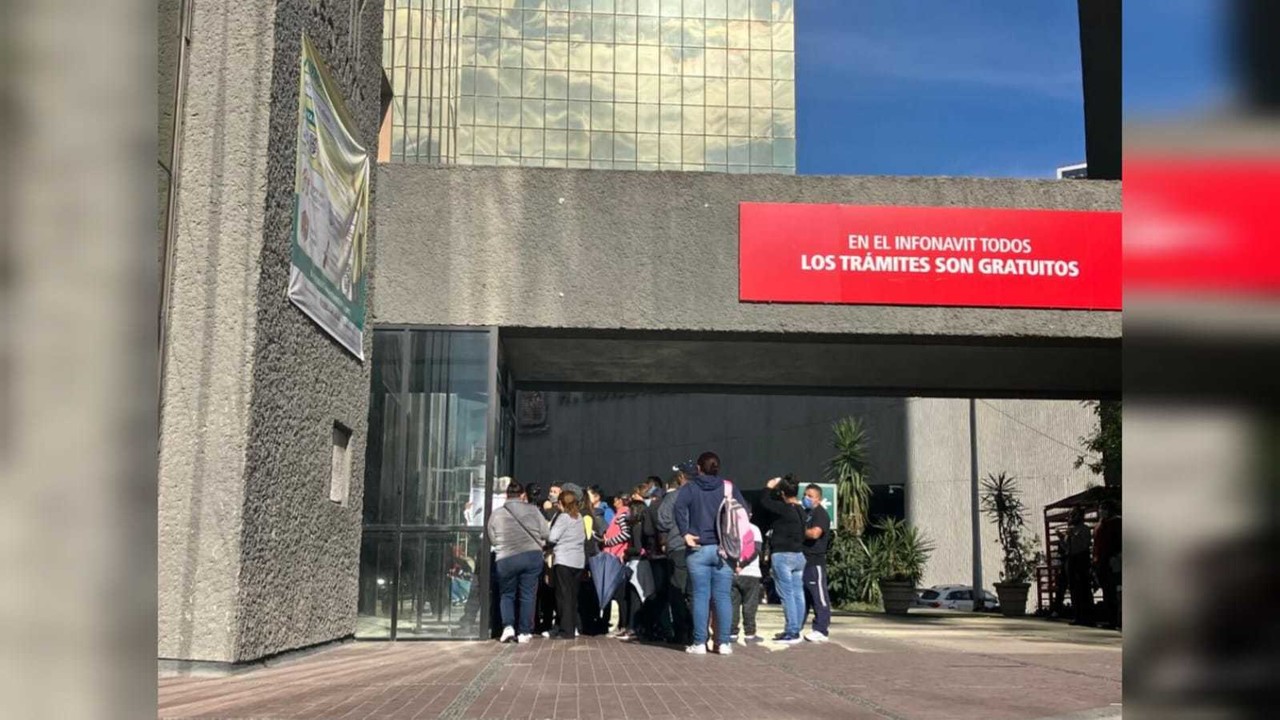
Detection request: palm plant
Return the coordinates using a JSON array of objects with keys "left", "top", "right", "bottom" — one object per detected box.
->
[
  {"left": 865, "top": 517, "right": 934, "bottom": 584},
  {"left": 826, "top": 531, "right": 883, "bottom": 605},
  {"left": 979, "top": 473, "right": 1042, "bottom": 584},
  {"left": 826, "top": 416, "right": 872, "bottom": 536}
]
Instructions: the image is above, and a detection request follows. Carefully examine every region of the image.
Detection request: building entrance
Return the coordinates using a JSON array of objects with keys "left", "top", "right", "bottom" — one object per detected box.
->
[{"left": 357, "top": 325, "right": 1109, "bottom": 640}]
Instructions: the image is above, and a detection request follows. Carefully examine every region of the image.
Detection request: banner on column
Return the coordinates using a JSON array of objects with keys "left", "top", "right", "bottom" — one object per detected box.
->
[{"left": 289, "top": 34, "right": 370, "bottom": 360}]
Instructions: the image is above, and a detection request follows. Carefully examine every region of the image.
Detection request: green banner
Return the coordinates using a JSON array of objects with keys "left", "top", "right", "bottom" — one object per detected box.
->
[{"left": 288, "top": 34, "right": 369, "bottom": 360}]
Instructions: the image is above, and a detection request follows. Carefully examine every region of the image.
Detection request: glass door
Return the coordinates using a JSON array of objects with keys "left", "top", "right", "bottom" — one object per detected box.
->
[{"left": 357, "top": 327, "right": 496, "bottom": 639}]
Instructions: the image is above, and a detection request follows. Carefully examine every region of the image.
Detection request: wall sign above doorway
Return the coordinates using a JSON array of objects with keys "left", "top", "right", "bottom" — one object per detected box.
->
[{"left": 739, "top": 202, "right": 1121, "bottom": 311}]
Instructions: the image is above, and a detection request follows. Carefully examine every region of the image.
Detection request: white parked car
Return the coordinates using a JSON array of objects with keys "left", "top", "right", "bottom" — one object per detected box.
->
[{"left": 914, "top": 585, "right": 1000, "bottom": 612}]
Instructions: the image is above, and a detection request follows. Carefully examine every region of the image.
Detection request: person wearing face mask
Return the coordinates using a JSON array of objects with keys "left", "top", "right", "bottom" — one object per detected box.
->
[
  {"left": 801, "top": 483, "right": 833, "bottom": 643},
  {"left": 540, "top": 483, "right": 563, "bottom": 521}
]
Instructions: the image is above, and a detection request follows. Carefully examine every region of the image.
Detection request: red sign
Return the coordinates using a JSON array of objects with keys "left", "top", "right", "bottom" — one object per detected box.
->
[
  {"left": 1125, "top": 156, "right": 1280, "bottom": 294},
  {"left": 739, "top": 202, "right": 1121, "bottom": 310}
]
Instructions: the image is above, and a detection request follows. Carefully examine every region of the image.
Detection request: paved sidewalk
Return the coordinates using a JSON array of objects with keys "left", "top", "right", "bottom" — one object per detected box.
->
[{"left": 159, "top": 608, "right": 1121, "bottom": 720}]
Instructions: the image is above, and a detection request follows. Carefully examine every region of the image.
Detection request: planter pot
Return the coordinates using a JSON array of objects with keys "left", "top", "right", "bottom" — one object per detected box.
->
[
  {"left": 879, "top": 580, "right": 916, "bottom": 615},
  {"left": 994, "top": 582, "right": 1031, "bottom": 617}
]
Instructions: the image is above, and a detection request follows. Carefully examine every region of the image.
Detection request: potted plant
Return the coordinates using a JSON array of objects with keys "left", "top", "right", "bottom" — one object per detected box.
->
[
  {"left": 980, "top": 473, "right": 1044, "bottom": 617},
  {"left": 864, "top": 517, "right": 934, "bottom": 614}
]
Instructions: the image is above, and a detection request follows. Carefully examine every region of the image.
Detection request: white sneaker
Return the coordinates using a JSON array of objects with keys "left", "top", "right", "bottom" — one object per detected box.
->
[
  {"left": 517, "top": 633, "right": 533, "bottom": 644},
  {"left": 804, "top": 631, "right": 830, "bottom": 643},
  {"left": 715, "top": 643, "right": 733, "bottom": 655},
  {"left": 499, "top": 626, "right": 516, "bottom": 643},
  {"left": 685, "top": 644, "right": 707, "bottom": 655}
]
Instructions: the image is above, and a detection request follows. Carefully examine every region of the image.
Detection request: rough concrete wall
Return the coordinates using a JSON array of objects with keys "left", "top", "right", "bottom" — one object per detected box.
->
[
  {"left": 376, "top": 166, "right": 1121, "bottom": 340},
  {"left": 514, "top": 393, "right": 910, "bottom": 495},
  {"left": 158, "top": 0, "right": 277, "bottom": 663},
  {"left": 906, "top": 399, "right": 1097, "bottom": 602},
  {"left": 233, "top": 0, "right": 384, "bottom": 663}
]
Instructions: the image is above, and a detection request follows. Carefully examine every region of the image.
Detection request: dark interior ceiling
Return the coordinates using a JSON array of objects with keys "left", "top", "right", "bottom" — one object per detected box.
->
[{"left": 502, "top": 328, "right": 1120, "bottom": 399}]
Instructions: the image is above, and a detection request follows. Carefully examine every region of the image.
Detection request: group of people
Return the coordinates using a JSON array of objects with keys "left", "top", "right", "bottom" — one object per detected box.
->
[
  {"left": 484, "top": 451, "right": 835, "bottom": 654},
  {"left": 1052, "top": 500, "right": 1122, "bottom": 629}
]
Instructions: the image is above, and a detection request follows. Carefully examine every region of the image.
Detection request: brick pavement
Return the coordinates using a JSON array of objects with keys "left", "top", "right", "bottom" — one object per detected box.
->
[{"left": 159, "top": 608, "right": 1122, "bottom": 720}]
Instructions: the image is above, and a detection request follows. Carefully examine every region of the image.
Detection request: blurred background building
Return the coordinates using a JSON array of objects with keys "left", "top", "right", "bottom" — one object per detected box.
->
[{"left": 382, "top": 0, "right": 796, "bottom": 172}]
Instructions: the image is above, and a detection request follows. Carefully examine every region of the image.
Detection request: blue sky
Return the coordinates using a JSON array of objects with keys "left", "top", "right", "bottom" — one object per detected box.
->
[
  {"left": 795, "top": 1, "right": 1087, "bottom": 178},
  {"left": 1124, "top": 0, "right": 1231, "bottom": 119}
]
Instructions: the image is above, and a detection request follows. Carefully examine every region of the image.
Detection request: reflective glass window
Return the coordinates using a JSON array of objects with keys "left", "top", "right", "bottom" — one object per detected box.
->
[
  {"left": 637, "top": 74, "right": 660, "bottom": 103},
  {"left": 523, "top": 70, "right": 546, "bottom": 98},
  {"left": 637, "top": 16, "right": 661, "bottom": 45},
  {"left": 615, "top": 132, "right": 638, "bottom": 161},
  {"left": 524, "top": 41, "right": 546, "bottom": 70},
  {"left": 499, "top": 68, "right": 522, "bottom": 97},
  {"left": 522, "top": 99, "right": 545, "bottom": 127},
  {"left": 592, "top": 15, "right": 616, "bottom": 44},
  {"left": 591, "top": 131, "right": 615, "bottom": 160},
  {"left": 616, "top": 74, "right": 638, "bottom": 103},
  {"left": 592, "top": 72, "right": 615, "bottom": 101},
  {"left": 567, "top": 100, "right": 591, "bottom": 129},
  {"left": 547, "top": 41, "right": 570, "bottom": 70},
  {"left": 682, "top": 106, "right": 705, "bottom": 135},
  {"left": 615, "top": 45, "right": 638, "bottom": 74},
  {"left": 498, "top": 97, "right": 521, "bottom": 126},
  {"left": 546, "top": 100, "right": 569, "bottom": 129},
  {"left": 545, "top": 71, "right": 570, "bottom": 99},
  {"left": 636, "top": 133, "right": 660, "bottom": 162},
  {"left": 660, "top": 134, "right": 681, "bottom": 163},
  {"left": 706, "top": 105, "right": 728, "bottom": 134},
  {"left": 591, "top": 101, "right": 615, "bottom": 131},
  {"left": 637, "top": 103, "right": 660, "bottom": 132},
  {"left": 355, "top": 533, "right": 396, "bottom": 638},
  {"left": 615, "top": 102, "right": 638, "bottom": 132},
  {"left": 660, "top": 104, "right": 682, "bottom": 133},
  {"left": 528, "top": 10, "right": 549, "bottom": 38},
  {"left": 499, "top": 127, "right": 521, "bottom": 156},
  {"left": 617, "top": 16, "right": 638, "bottom": 44},
  {"left": 500, "top": 40, "right": 523, "bottom": 68},
  {"left": 705, "top": 48, "right": 727, "bottom": 77},
  {"left": 545, "top": 129, "right": 569, "bottom": 157},
  {"left": 473, "top": 126, "right": 497, "bottom": 156},
  {"left": 522, "top": 128, "right": 544, "bottom": 157},
  {"left": 660, "top": 18, "right": 682, "bottom": 47}
]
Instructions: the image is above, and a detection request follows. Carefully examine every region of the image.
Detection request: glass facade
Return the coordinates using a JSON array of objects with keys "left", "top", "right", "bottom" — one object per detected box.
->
[
  {"left": 384, "top": 0, "right": 795, "bottom": 173},
  {"left": 357, "top": 328, "right": 495, "bottom": 639}
]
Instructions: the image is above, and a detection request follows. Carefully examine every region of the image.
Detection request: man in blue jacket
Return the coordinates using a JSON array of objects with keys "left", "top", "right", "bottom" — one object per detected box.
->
[{"left": 673, "top": 451, "right": 748, "bottom": 656}]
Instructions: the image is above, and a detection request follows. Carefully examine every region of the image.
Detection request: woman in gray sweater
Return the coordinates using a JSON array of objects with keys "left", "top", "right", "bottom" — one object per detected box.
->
[
  {"left": 546, "top": 490, "right": 587, "bottom": 639},
  {"left": 486, "top": 481, "right": 549, "bottom": 643}
]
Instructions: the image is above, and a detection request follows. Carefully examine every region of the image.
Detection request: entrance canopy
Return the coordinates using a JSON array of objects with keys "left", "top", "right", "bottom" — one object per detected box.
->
[
  {"left": 376, "top": 166, "right": 1121, "bottom": 398},
  {"left": 503, "top": 328, "right": 1117, "bottom": 399}
]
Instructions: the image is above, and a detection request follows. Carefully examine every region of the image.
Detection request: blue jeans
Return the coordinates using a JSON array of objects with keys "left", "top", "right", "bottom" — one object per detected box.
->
[
  {"left": 687, "top": 544, "right": 733, "bottom": 647},
  {"left": 496, "top": 550, "right": 543, "bottom": 635},
  {"left": 771, "top": 551, "right": 807, "bottom": 636}
]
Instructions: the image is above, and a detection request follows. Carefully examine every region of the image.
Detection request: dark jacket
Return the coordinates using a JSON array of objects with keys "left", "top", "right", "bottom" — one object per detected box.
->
[
  {"left": 673, "top": 475, "right": 748, "bottom": 547},
  {"left": 803, "top": 504, "right": 832, "bottom": 563},
  {"left": 655, "top": 487, "right": 685, "bottom": 553},
  {"left": 633, "top": 501, "right": 662, "bottom": 558},
  {"left": 760, "top": 489, "right": 807, "bottom": 554}
]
